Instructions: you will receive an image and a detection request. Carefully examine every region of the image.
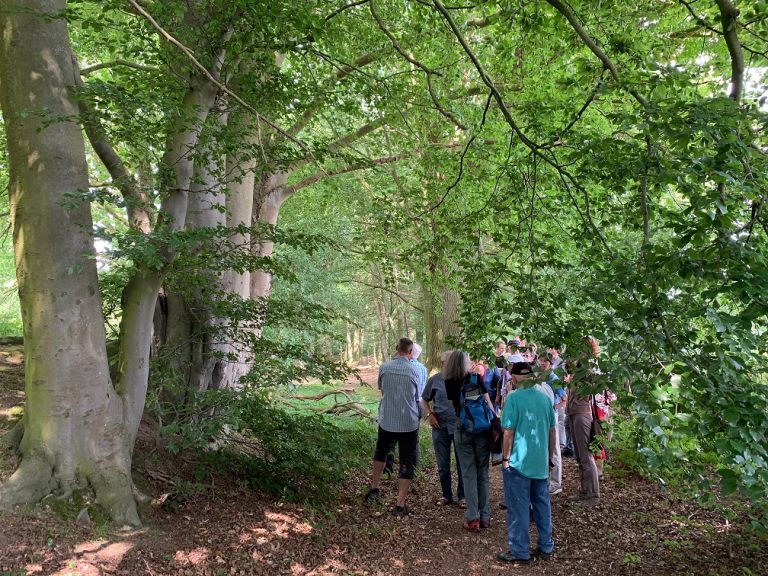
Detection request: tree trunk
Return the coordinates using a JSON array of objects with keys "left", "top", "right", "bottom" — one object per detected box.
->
[
  {"left": 250, "top": 172, "right": 288, "bottom": 301},
  {"left": 0, "top": 0, "right": 138, "bottom": 525},
  {"left": 440, "top": 282, "right": 461, "bottom": 347},
  {"left": 422, "top": 280, "right": 441, "bottom": 370}
]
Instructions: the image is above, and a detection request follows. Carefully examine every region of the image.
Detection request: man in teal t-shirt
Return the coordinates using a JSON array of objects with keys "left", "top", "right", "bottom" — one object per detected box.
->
[{"left": 497, "top": 362, "right": 556, "bottom": 566}]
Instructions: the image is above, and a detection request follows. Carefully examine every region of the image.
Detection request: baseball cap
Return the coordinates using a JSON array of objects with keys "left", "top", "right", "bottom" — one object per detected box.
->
[
  {"left": 510, "top": 361, "right": 534, "bottom": 375},
  {"left": 508, "top": 338, "right": 523, "bottom": 348}
]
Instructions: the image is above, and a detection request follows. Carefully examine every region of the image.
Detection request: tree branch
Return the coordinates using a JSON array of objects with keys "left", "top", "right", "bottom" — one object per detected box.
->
[
  {"left": 370, "top": 0, "right": 467, "bottom": 130},
  {"left": 73, "top": 59, "right": 152, "bottom": 233},
  {"left": 126, "top": 0, "right": 310, "bottom": 154},
  {"left": 287, "top": 50, "right": 382, "bottom": 136},
  {"left": 80, "top": 59, "right": 159, "bottom": 76},
  {"left": 716, "top": 0, "right": 745, "bottom": 102},
  {"left": 285, "top": 153, "right": 407, "bottom": 197},
  {"left": 324, "top": 0, "right": 370, "bottom": 22},
  {"left": 545, "top": 0, "right": 648, "bottom": 107}
]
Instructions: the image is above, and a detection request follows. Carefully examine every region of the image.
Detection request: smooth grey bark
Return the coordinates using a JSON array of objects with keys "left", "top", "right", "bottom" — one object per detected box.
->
[
  {"left": 250, "top": 172, "right": 289, "bottom": 301},
  {"left": 0, "top": 0, "right": 138, "bottom": 525}
]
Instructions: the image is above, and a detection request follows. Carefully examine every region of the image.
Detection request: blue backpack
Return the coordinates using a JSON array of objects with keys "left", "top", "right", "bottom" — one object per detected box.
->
[{"left": 460, "top": 373, "right": 494, "bottom": 434}]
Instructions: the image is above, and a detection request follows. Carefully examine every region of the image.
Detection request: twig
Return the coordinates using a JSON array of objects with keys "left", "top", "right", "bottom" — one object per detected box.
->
[
  {"left": 370, "top": 0, "right": 467, "bottom": 130},
  {"left": 545, "top": 0, "right": 648, "bottom": 107},
  {"left": 427, "top": 91, "right": 493, "bottom": 212}
]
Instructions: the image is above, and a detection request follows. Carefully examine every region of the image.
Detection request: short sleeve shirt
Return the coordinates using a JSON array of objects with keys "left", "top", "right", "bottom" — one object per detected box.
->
[
  {"left": 422, "top": 373, "right": 456, "bottom": 434},
  {"left": 377, "top": 356, "right": 420, "bottom": 433},
  {"left": 501, "top": 387, "right": 556, "bottom": 479}
]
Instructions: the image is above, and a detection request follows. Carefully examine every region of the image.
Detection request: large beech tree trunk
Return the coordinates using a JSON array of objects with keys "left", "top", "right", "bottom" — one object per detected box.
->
[{"left": 0, "top": 0, "right": 138, "bottom": 525}]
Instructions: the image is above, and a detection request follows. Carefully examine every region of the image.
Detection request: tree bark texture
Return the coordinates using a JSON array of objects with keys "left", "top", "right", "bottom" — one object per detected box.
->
[
  {"left": 250, "top": 172, "right": 288, "bottom": 301},
  {"left": 0, "top": 0, "right": 139, "bottom": 525}
]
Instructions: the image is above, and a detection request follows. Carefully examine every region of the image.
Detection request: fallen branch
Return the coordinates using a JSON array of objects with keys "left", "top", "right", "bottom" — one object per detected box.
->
[{"left": 289, "top": 388, "right": 355, "bottom": 401}]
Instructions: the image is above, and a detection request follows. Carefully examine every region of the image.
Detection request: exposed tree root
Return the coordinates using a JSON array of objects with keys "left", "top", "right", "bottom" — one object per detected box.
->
[{"left": 0, "top": 456, "right": 54, "bottom": 511}]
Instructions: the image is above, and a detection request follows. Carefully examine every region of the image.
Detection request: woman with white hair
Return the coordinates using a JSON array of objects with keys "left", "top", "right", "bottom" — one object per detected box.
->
[
  {"left": 445, "top": 350, "right": 496, "bottom": 531},
  {"left": 421, "top": 350, "right": 465, "bottom": 507}
]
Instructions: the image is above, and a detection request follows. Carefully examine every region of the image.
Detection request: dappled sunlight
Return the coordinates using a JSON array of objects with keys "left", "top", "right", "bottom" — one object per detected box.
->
[
  {"left": 174, "top": 546, "right": 211, "bottom": 566},
  {"left": 289, "top": 557, "right": 353, "bottom": 576},
  {"left": 44, "top": 540, "right": 134, "bottom": 575}
]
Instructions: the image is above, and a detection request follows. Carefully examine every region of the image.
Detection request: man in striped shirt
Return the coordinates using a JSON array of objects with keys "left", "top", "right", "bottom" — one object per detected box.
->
[{"left": 364, "top": 337, "right": 421, "bottom": 517}]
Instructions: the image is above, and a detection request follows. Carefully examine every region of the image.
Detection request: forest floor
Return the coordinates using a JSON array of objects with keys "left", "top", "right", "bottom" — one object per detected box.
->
[{"left": 1, "top": 346, "right": 767, "bottom": 575}]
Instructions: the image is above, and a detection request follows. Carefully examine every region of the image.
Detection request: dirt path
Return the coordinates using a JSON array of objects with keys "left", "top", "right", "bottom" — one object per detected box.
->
[
  {"left": 2, "top": 350, "right": 766, "bottom": 575},
  {"left": 2, "top": 448, "right": 766, "bottom": 575}
]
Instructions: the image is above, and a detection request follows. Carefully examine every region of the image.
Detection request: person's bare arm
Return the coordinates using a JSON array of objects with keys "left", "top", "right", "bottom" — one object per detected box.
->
[
  {"left": 502, "top": 428, "right": 515, "bottom": 468},
  {"left": 421, "top": 399, "right": 439, "bottom": 428},
  {"left": 549, "top": 426, "right": 556, "bottom": 462}
]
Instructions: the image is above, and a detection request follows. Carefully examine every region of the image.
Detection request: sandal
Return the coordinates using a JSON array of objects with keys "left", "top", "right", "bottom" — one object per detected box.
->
[
  {"left": 463, "top": 519, "right": 481, "bottom": 532},
  {"left": 435, "top": 497, "right": 453, "bottom": 507},
  {"left": 459, "top": 499, "right": 467, "bottom": 509}
]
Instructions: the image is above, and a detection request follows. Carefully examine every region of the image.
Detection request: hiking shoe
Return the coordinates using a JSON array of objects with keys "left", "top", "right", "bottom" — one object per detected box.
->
[
  {"left": 496, "top": 551, "right": 530, "bottom": 565},
  {"left": 562, "top": 448, "right": 574, "bottom": 457},
  {"left": 549, "top": 487, "right": 563, "bottom": 496},
  {"left": 463, "top": 519, "right": 481, "bottom": 532},
  {"left": 480, "top": 519, "right": 491, "bottom": 529},
  {"left": 392, "top": 505, "right": 410, "bottom": 517},
  {"left": 534, "top": 549, "right": 553, "bottom": 561},
  {"left": 364, "top": 488, "right": 380, "bottom": 503},
  {"left": 575, "top": 497, "right": 600, "bottom": 508}
]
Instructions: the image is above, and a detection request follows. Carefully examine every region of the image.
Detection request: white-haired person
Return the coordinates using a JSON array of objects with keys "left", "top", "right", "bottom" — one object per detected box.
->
[
  {"left": 421, "top": 350, "right": 465, "bottom": 507},
  {"left": 383, "top": 342, "right": 428, "bottom": 478}
]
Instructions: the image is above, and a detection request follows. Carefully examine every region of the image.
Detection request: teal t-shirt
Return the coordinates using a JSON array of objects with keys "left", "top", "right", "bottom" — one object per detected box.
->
[{"left": 501, "top": 387, "right": 556, "bottom": 479}]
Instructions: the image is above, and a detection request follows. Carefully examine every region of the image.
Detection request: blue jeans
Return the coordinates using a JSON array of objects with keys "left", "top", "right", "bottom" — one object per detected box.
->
[
  {"left": 454, "top": 428, "right": 491, "bottom": 522},
  {"left": 432, "top": 427, "right": 464, "bottom": 502},
  {"left": 502, "top": 466, "right": 554, "bottom": 559}
]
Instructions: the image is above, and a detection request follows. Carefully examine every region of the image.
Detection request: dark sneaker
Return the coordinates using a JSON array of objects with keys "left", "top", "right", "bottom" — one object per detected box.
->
[
  {"left": 534, "top": 549, "right": 553, "bottom": 561},
  {"left": 496, "top": 551, "right": 530, "bottom": 565},
  {"left": 480, "top": 519, "right": 491, "bottom": 529},
  {"left": 392, "top": 505, "right": 410, "bottom": 517},
  {"left": 364, "top": 488, "right": 380, "bottom": 503},
  {"left": 562, "top": 448, "right": 574, "bottom": 457}
]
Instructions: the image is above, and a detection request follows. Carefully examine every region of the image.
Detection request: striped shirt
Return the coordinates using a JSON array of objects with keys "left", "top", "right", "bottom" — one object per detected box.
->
[{"left": 378, "top": 356, "right": 421, "bottom": 433}]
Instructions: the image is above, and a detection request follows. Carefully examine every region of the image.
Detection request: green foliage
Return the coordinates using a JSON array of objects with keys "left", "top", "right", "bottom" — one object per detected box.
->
[
  {"left": 0, "top": 237, "right": 20, "bottom": 337},
  {"left": 203, "top": 391, "right": 376, "bottom": 501}
]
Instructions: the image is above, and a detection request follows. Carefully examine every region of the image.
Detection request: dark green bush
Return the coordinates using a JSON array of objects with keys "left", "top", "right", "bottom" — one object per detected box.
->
[{"left": 205, "top": 392, "right": 376, "bottom": 501}]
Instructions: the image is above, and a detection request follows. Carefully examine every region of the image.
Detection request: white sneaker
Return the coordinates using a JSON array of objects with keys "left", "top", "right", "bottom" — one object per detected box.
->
[{"left": 548, "top": 487, "right": 563, "bottom": 495}]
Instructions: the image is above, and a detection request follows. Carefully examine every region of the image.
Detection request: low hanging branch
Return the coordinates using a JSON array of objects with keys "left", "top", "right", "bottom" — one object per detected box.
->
[{"left": 430, "top": 0, "right": 614, "bottom": 257}]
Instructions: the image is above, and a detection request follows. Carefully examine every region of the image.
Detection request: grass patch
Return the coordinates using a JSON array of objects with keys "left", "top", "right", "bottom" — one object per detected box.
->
[{"left": 0, "top": 239, "right": 21, "bottom": 337}]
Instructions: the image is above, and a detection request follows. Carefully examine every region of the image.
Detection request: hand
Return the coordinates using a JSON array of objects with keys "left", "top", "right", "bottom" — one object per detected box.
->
[
  {"left": 502, "top": 461, "right": 510, "bottom": 470},
  {"left": 428, "top": 413, "right": 439, "bottom": 429}
]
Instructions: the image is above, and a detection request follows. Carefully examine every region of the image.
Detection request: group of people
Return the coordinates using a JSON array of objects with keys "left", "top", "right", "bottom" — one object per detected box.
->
[{"left": 364, "top": 336, "right": 614, "bottom": 565}]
